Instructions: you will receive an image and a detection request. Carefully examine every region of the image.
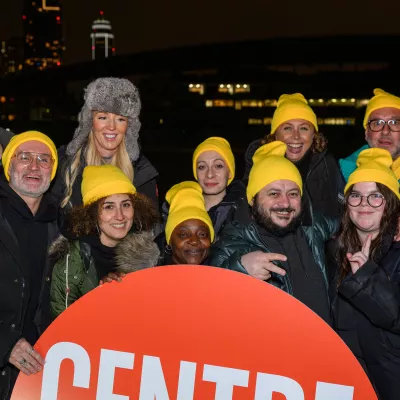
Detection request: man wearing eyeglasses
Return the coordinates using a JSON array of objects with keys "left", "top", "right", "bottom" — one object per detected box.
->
[
  {"left": 340, "top": 88, "right": 400, "bottom": 182},
  {"left": 0, "top": 131, "right": 59, "bottom": 399}
]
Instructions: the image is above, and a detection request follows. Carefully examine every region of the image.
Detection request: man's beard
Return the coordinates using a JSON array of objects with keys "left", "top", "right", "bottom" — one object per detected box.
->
[{"left": 252, "top": 202, "right": 303, "bottom": 237}]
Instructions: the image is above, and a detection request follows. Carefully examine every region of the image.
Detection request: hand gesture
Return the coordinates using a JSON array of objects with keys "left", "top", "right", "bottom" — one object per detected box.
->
[
  {"left": 9, "top": 338, "right": 44, "bottom": 375},
  {"left": 346, "top": 234, "right": 372, "bottom": 274},
  {"left": 99, "top": 271, "right": 126, "bottom": 285},
  {"left": 241, "top": 251, "right": 287, "bottom": 281}
]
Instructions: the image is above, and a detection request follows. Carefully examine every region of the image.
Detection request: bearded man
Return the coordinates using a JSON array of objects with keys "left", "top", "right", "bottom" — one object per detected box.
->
[{"left": 210, "top": 141, "right": 338, "bottom": 323}]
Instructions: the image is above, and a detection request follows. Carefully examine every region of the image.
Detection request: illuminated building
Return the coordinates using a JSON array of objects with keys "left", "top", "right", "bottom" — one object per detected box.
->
[
  {"left": 22, "top": 0, "right": 64, "bottom": 70},
  {"left": 0, "top": 38, "right": 24, "bottom": 76},
  {"left": 90, "top": 11, "right": 115, "bottom": 60}
]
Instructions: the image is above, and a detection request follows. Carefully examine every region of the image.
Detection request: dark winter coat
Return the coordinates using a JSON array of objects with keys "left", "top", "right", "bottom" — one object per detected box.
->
[
  {"left": 50, "top": 146, "right": 159, "bottom": 208},
  {"left": 328, "top": 239, "right": 400, "bottom": 400},
  {"left": 209, "top": 213, "right": 339, "bottom": 295},
  {"left": 243, "top": 139, "right": 345, "bottom": 218},
  {"left": 0, "top": 184, "right": 58, "bottom": 400}
]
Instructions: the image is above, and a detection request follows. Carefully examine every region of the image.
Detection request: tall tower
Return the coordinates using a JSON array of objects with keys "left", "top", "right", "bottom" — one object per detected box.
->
[
  {"left": 22, "top": 0, "right": 64, "bottom": 70},
  {"left": 90, "top": 11, "right": 115, "bottom": 60}
]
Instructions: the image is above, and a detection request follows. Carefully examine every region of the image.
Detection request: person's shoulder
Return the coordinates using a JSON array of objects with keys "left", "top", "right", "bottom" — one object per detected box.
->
[
  {"left": 134, "top": 153, "right": 158, "bottom": 182},
  {"left": 244, "top": 138, "right": 263, "bottom": 161}
]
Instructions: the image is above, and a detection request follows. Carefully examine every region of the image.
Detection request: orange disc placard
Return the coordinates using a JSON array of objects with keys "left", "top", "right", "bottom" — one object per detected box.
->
[{"left": 12, "top": 266, "right": 377, "bottom": 399}]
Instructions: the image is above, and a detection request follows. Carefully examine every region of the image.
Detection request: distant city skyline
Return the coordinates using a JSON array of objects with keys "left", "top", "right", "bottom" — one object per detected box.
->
[{"left": 1, "top": 0, "right": 400, "bottom": 66}]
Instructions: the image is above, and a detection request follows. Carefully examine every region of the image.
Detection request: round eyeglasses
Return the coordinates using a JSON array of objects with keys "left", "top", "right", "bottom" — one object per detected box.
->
[
  {"left": 368, "top": 119, "right": 400, "bottom": 132},
  {"left": 12, "top": 151, "right": 54, "bottom": 169},
  {"left": 347, "top": 193, "right": 385, "bottom": 208}
]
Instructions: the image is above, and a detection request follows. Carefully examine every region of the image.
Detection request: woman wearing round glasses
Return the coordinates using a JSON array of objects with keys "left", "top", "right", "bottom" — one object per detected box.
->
[{"left": 328, "top": 148, "right": 400, "bottom": 400}]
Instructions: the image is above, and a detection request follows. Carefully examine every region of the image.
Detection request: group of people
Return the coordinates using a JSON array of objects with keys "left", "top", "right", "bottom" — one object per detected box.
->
[{"left": 0, "top": 78, "right": 399, "bottom": 400}]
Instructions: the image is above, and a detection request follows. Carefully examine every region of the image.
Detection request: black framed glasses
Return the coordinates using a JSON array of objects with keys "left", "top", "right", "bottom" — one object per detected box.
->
[
  {"left": 12, "top": 151, "right": 54, "bottom": 169},
  {"left": 347, "top": 193, "right": 385, "bottom": 208},
  {"left": 367, "top": 119, "right": 400, "bottom": 132}
]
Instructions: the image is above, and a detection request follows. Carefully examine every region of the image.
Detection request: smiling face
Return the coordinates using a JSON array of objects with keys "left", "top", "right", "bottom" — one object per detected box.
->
[
  {"left": 8, "top": 140, "right": 53, "bottom": 199},
  {"left": 170, "top": 218, "right": 211, "bottom": 265},
  {"left": 365, "top": 107, "right": 400, "bottom": 160},
  {"left": 92, "top": 111, "right": 128, "bottom": 158},
  {"left": 98, "top": 193, "right": 134, "bottom": 247},
  {"left": 251, "top": 180, "right": 302, "bottom": 235},
  {"left": 196, "top": 150, "right": 231, "bottom": 196},
  {"left": 347, "top": 182, "right": 385, "bottom": 237},
  {"left": 274, "top": 119, "right": 315, "bottom": 162}
]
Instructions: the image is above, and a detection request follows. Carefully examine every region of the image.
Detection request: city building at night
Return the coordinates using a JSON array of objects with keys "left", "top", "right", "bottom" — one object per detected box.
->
[
  {"left": 90, "top": 11, "right": 115, "bottom": 60},
  {"left": 0, "top": 37, "right": 24, "bottom": 76},
  {"left": 22, "top": 0, "right": 64, "bottom": 70}
]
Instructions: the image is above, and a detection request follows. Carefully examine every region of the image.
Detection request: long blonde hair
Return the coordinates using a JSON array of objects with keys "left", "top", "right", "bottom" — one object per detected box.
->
[{"left": 61, "top": 131, "right": 134, "bottom": 208}]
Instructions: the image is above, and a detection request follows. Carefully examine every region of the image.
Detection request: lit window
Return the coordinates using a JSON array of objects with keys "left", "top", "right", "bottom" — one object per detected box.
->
[
  {"left": 189, "top": 83, "right": 204, "bottom": 95},
  {"left": 248, "top": 118, "right": 263, "bottom": 125},
  {"left": 205, "top": 100, "right": 213, "bottom": 107}
]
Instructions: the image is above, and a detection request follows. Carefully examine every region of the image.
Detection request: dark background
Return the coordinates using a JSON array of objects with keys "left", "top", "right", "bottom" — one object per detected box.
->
[{"left": 2, "top": 0, "right": 400, "bottom": 65}]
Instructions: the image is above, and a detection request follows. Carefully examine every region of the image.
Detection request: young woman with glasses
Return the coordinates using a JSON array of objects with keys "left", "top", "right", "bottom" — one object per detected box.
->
[{"left": 327, "top": 148, "right": 400, "bottom": 400}]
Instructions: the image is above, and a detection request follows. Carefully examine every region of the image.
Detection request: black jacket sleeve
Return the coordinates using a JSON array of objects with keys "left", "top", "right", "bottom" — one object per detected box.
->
[{"left": 339, "top": 260, "right": 400, "bottom": 333}]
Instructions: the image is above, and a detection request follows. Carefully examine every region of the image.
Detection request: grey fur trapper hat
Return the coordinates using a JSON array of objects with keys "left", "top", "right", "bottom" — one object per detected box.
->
[{"left": 66, "top": 77, "right": 141, "bottom": 161}]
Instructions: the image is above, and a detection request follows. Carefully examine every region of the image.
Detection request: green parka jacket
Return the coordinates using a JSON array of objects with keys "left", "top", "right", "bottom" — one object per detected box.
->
[{"left": 49, "top": 232, "right": 160, "bottom": 318}]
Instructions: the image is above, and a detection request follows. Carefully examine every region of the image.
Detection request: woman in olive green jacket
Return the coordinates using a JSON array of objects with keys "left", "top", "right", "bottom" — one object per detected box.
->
[{"left": 50, "top": 164, "right": 159, "bottom": 318}]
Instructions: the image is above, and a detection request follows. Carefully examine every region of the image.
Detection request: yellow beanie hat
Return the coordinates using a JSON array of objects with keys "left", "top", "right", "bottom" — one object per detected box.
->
[
  {"left": 270, "top": 93, "right": 318, "bottom": 135},
  {"left": 165, "top": 181, "right": 215, "bottom": 244},
  {"left": 363, "top": 88, "right": 400, "bottom": 129},
  {"left": 192, "top": 137, "right": 235, "bottom": 185},
  {"left": 2, "top": 130, "right": 58, "bottom": 181},
  {"left": 82, "top": 164, "right": 136, "bottom": 206},
  {"left": 391, "top": 156, "right": 400, "bottom": 181},
  {"left": 345, "top": 148, "right": 400, "bottom": 200},
  {"left": 247, "top": 141, "right": 303, "bottom": 203}
]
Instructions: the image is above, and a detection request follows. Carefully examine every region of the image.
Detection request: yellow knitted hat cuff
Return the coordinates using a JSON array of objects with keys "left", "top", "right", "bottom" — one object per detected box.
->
[
  {"left": 165, "top": 208, "right": 215, "bottom": 244},
  {"left": 192, "top": 138, "right": 235, "bottom": 185},
  {"left": 82, "top": 180, "right": 136, "bottom": 206},
  {"left": 247, "top": 156, "right": 303, "bottom": 203},
  {"left": 270, "top": 107, "right": 318, "bottom": 135},
  {"left": 345, "top": 169, "right": 400, "bottom": 200},
  {"left": 2, "top": 131, "right": 58, "bottom": 181}
]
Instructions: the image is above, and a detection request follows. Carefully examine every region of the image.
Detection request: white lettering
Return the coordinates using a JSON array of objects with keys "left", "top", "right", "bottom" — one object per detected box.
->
[
  {"left": 41, "top": 342, "right": 91, "bottom": 400},
  {"left": 139, "top": 356, "right": 170, "bottom": 399},
  {"left": 177, "top": 361, "right": 197, "bottom": 400},
  {"left": 96, "top": 349, "right": 135, "bottom": 400},
  {"left": 203, "top": 364, "right": 249, "bottom": 399},
  {"left": 315, "top": 381, "right": 354, "bottom": 400},
  {"left": 254, "top": 373, "right": 304, "bottom": 400}
]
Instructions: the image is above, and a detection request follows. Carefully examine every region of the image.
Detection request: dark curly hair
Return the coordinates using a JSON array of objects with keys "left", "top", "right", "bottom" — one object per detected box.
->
[
  {"left": 336, "top": 183, "right": 400, "bottom": 285},
  {"left": 261, "top": 131, "right": 328, "bottom": 154},
  {"left": 67, "top": 193, "right": 159, "bottom": 237}
]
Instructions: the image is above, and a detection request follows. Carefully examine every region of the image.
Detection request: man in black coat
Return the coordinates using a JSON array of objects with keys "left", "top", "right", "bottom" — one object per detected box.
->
[{"left": 0, "top": 131, "right": 59, "bottom": 399}]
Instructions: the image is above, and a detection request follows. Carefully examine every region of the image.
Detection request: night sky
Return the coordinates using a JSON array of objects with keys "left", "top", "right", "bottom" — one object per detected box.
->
[{"left": 1, "top": 0, "right": 400, "bottom": 65}]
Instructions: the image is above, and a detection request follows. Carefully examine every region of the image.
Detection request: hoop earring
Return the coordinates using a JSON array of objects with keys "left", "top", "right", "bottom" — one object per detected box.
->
[
  {"left": 96, "top": 224, "right": 101, "bottom": 236},
  {"left": 165, "top": 245, "right": 172, "bottom": 255}
]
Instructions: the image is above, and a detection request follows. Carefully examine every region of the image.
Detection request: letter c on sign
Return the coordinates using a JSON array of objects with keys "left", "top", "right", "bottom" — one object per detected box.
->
[{"left": 41, "top": 342, "right": 91, "bottom": 400}]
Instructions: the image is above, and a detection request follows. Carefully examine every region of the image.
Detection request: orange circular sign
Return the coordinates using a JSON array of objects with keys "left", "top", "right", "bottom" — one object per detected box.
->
[{"left": 12, "top": 266, "right": 377, "bottom": 399}]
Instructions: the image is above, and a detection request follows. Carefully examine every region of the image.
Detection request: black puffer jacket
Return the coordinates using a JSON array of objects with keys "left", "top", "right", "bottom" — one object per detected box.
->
[
  {"left": 50, "top": 145, "right": 159, "bottom": 209},
  {"left": 328, "top": 239, "right": 400, "bottom": 400},
  {"left": 243, "top": 139, "right": 345, "bottom": 218}
]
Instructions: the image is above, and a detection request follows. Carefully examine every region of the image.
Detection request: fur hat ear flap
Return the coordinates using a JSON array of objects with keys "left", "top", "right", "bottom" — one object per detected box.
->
[{"left": 66, "top": 77, "right": 142, "bottom": 162}]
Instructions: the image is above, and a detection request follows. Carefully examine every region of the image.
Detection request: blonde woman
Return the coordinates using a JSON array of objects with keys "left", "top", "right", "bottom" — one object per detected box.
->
[{"left": 51, "top": 77, "right": 158, "bottom": 210}]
